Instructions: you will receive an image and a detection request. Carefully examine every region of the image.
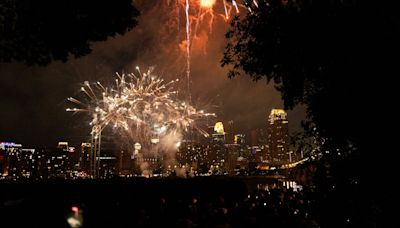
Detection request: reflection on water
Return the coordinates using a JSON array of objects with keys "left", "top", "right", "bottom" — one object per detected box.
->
[
  {"left": 256, "top": 179, "right": 303, "bottom": 192},
  {"left": 282, "top": 180, "right": 303, "bottom": 191}
]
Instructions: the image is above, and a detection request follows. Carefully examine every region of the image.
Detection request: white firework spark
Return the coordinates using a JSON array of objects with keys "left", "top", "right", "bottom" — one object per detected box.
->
[{"left": 67, "top": 67, "right": 215, "bottom": 145}]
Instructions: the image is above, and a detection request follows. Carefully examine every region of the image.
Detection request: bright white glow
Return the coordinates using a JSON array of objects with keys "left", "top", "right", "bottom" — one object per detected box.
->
[
  {"left": 67, "top": 68, "right": 215, "bottom": 144},
  {"left": 200, "top": 0, "right": 216, "bottom": 9},
  {"left": 66, "top": 216, "right": 81, "bottom": 228}
]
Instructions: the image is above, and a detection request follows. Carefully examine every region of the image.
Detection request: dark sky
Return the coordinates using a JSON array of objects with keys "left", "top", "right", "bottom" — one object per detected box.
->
[{"left": 0, "top": 1, "right": 305, "bottom": 148}]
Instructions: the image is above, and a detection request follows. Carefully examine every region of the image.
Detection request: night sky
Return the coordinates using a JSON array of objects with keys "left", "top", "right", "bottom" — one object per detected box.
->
[{"left": 0, "top": 1, "right": 304, "bottom": 148}]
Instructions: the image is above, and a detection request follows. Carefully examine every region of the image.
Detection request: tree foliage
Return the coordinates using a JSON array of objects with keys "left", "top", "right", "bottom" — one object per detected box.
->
[
  {"left": 223, "top": 2, "right": 398, "bottom": 224},
  {"left": 221, "top": 0, "right": 400, "bottom": 225},
  {"left": 222, "top": 0, "right": 399, "bottom": 150},
  {"left": 0, "top": 0, "right": 139, "bottom": 65}
]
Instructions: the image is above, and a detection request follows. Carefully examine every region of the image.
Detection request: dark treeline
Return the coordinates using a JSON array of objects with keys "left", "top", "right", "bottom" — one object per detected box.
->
[
  {"left": 0, "top": 0, "right": 139, "bottom": 65},
  {"left": 0, "top": 177, "right": 386, "bottom": 227}
]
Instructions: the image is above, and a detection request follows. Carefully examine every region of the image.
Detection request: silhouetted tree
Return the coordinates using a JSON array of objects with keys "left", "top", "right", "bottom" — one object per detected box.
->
[
  {"left": 222, "top": 0, "right": 397, "bottom": 166},
  {"left": 222, "top": 1, "right": 398, "bottom": 225},
  {"left": 0, "top": 0, "right": 139, "bottom": 65}
]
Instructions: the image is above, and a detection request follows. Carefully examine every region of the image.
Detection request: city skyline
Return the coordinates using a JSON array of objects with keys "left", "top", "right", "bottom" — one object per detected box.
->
[
  {"left": 0, "top": 108, "right": 292, "bottom": 147},
  {"left": 0, "top": 107, "right": 303, "bottom": 179}
]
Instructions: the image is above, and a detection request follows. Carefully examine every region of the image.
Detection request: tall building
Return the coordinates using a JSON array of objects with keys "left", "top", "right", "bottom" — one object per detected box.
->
[
  {"left": 44, "top": 147, "right": 69, "bottom": 178},
  {"left": 234, "top": 134, "right": 245, "bottom": 145},
  {"left": 226, "top": 120, "right": 234, "bottom": 144},
  {"left": 80, "top": 143, "right": 91, "bottom": 174},
  {"left": 212, "top": 121, "right": 225, "bottom": 142},
  {"left": 267, "top": 109, "right": 290, "bottom": 163},
  {"left": 57, "top": 142, "right": 69, "bottom": 151},
  {"left": 0, "top": 142, "right": 22, "bottom": 178},
  {"left": 98, "top": 149, "right": 117, "bottom": 178},
  {"left": 20, "top": 148, "right": 39, "bottom": 178}
]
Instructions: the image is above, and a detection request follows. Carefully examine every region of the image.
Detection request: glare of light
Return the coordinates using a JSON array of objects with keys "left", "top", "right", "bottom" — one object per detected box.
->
[
  {"left": 200, "top": 0, "right": 216, "bottom": 8},
  {"left": 214, "top": 122, "right": 225, "bottom": 134},
  {"left": 67, "top": 217, "right": 81, "bottom": 228},
  {"left": 71, "top": 206, "right": 79, "bottom": 213}
]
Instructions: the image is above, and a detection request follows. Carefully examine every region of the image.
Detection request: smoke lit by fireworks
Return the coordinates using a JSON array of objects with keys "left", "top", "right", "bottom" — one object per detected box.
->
[
  {"left": 67, "top": 67, "right": 215, "bottom": 147},
  {"left": 179, "top": 0, "right": 258, "bottom": 24},
  {"left": 173, "top": 0, "right": 259, "bottom": 99}
]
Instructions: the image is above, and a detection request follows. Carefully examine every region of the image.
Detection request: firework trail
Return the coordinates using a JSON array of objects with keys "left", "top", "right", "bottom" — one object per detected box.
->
[
  {"left": 185, "top": 0, "right": 191, "bottom": 103},
  {"left": 176, "top": 0, "right": 259, "bottom": 102},
  {"left": 181, "top": 0, "right": 259, "bottom": 35}
]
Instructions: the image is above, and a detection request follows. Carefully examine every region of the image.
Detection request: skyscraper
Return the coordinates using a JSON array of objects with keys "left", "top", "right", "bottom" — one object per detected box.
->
[
  {"left": 267, "top": 109, "right": 290, "bottom": 163},
  {"left": 212, "top": 121, "right": 225, "bottom": 143},
  {"left": 80, "top": 143, "right": 91, "bottom": 174},
  {"left": 0, "top": 142, "right": 22, "bottom": 178}
]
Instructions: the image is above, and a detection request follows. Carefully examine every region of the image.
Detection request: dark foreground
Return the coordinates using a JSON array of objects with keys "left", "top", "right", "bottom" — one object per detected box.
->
[{"left": 0, "top": 177, "right": 386, "bottom": 227}]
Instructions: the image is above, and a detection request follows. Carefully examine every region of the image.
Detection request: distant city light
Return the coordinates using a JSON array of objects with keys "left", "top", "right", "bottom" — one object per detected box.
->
[{"left": 0, "top": 142, "right": 22, "bottom": 148}]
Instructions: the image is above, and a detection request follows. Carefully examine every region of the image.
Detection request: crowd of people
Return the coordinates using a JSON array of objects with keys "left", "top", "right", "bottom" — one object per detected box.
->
[{"left": 0, "top": 176, "right": 385, "bottom": 227}]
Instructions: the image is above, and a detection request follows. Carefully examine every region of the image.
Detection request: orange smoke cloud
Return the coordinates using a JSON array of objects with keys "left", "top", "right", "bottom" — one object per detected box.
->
[{"left": 179, "top": 31, "right": 209, "bottom": 55}]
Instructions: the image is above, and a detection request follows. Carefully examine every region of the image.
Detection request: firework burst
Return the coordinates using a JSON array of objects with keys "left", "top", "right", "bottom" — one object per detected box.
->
[{"left": 67, "top": 67, "right": 215, "bottom": 147}]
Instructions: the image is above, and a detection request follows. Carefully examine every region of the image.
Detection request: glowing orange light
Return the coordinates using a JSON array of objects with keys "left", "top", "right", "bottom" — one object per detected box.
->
[{"left": 200, "top": 0, "right": 216, "bottom": 8}]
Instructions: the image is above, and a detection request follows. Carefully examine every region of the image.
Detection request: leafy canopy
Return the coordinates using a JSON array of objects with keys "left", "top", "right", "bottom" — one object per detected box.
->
[
  {"left": 0, "top": 0, "right": 139, "bottom": 65},
  {"left": 222, "top": 0, "right": 399, "bottom": 150}
]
